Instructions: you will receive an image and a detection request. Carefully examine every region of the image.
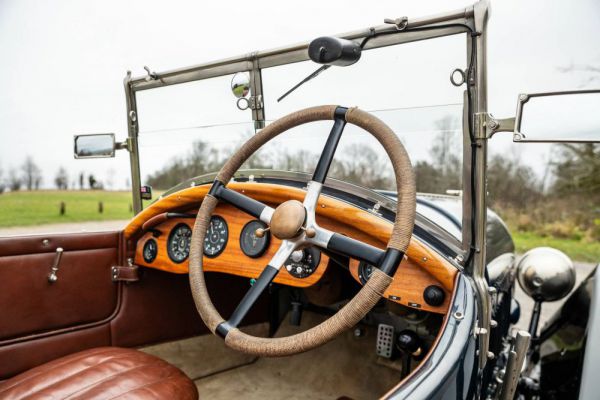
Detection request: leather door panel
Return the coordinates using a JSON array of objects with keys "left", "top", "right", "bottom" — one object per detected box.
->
[{"left": 0, "top": 232, "right": 120, "bottom": 342}]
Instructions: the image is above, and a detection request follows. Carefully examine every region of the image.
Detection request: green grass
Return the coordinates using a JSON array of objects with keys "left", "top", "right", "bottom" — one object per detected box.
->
[
  {"left": 0, "top": 190, "right": 135, "bottom": 227},
  {"left": 512, "top": 231, "right": 600, "bottom": 264},
  {"left": 2, "top": 191, "right": 598, "bottom": 263}
]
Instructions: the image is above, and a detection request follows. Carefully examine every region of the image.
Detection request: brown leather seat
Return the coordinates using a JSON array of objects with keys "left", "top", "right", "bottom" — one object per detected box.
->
[{"left": 0, "top": 347, "right": 198, "bottom": 399}]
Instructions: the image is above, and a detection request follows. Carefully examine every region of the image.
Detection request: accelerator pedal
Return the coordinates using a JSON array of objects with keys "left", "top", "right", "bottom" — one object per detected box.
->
[{"left": 376, "top": 323, "right": 395, "bottom": 358}]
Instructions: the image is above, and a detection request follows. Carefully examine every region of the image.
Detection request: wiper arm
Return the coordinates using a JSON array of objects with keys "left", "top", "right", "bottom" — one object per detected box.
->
[{"left": 277, "top": 64, "right": 331, "bottom": 102}]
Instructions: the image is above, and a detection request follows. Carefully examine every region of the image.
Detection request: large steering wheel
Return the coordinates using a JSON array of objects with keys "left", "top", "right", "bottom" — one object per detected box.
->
[{"left": 189, "top": 105, "right": 416, "bottom": 356}]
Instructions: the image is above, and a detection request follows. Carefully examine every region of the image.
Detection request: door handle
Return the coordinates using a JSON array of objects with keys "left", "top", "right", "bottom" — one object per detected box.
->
[{"left": 47, "top": 247, "right": 64, "bottom": 283}]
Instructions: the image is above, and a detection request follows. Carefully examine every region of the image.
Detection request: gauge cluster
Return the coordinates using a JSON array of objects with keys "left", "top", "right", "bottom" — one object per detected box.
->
[{"left": 135, "top": 209, "right": 329, "bottom": 286}]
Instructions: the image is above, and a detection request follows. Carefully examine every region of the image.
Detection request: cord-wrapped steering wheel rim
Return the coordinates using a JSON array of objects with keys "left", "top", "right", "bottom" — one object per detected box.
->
[{"left": 189, "top": 105, "right": 416, "bottom": 357}]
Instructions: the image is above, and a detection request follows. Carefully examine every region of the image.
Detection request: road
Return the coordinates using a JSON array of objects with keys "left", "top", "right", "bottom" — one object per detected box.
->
[{"left": 0, "top": 220, "right": 129, "bottom": 236}]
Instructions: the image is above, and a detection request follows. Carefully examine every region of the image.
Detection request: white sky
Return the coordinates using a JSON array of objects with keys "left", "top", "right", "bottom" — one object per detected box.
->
[{"left": 1, "top": 0, "right": 599, "bottom": 190}]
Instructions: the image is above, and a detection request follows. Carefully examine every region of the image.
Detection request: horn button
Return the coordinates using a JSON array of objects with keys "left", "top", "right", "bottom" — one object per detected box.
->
[{"left": 269, "top": 200, "right": 307, "bottom": 240}]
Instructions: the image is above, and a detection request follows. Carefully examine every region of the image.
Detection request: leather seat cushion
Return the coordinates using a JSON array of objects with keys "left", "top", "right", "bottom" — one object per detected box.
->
[{"left": 0, "top": 347, "right": 198, "bottom": 399}]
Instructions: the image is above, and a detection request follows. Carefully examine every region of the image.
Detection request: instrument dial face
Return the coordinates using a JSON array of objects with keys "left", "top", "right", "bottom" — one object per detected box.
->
[
  {"left": 240, "top": 220, "right": 270, "bottom": 258},
  {"left": 285, "top": 247, "right": 321, "bottom": 278},
  {"left": 203, "top": 215, "right": 228, "bottom": 258},
  {"left": 143, "top": 238, "right": 158, "bottom": 263},
  {"left": 358, "top": 262, "right": 375, "bottom": 284},
  {"left": 167, "top": 223, "right": 192, "bottom": 263}
]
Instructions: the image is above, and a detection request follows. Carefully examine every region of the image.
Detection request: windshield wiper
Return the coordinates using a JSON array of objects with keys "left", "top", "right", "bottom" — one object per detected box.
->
[{"left": 277, "top": 64, "right": 331, "bottom": 102}]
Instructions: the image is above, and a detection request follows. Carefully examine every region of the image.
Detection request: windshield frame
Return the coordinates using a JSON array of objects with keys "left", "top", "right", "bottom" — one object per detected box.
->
[{"left": 123, "top": 0, "right": 493, "bottom": 368}]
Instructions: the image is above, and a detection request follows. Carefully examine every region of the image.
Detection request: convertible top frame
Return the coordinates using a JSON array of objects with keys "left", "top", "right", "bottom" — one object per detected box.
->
[{"left": 122, "top": 0, "right": 493, "bottom": 370}]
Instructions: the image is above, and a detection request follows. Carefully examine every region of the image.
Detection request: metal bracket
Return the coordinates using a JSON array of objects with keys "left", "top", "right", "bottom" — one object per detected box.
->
[
  {"left": 115, "top": 137, "right": 133, "bottom": 153},
  {"left": 143, "top": 66, "right": 164, "bottom": 83},
  {"left": 383, "top": 16, "right": 408, "bottom": 30},
  {"left": 473, "top": 113, "right": 515, "bottom": 139},
  {"left": 249, "top": 95, "right": 263, "bottom": 110},
  {"left": 367, "top": 201, "right": 383, "bottom": 217}
]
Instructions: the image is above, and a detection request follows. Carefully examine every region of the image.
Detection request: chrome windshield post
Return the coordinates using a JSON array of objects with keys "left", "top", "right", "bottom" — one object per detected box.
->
[
  {"left": 465, "top": 0, "right": 493, "bottom": 370},
  {"left": 124, "top": 71, "right": 143, "bottom": 214}
]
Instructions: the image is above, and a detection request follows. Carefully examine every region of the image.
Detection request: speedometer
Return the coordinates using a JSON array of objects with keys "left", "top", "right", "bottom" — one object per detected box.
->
[
  {"left": 203, "top": 215, "right": 228, "bottom": 258},
  {"left": 167, "top": 223, "right": 192, "bottom": 263}
]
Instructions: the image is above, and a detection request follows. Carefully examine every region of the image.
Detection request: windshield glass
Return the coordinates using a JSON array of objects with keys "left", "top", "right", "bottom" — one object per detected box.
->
[{"left": 135, "top": 34, "right": 466, "bottom": 203}]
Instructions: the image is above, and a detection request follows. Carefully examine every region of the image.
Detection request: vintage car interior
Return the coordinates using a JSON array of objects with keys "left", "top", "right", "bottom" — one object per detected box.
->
[{"left": 0, "top": 106, "right": 511, "bottom": 399}]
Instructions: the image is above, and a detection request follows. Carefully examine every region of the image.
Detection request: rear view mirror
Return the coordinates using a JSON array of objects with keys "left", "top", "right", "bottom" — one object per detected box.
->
[
  {"left": 308, "top": 36, "right": 362, "bottom": 66},
  {"left": 514, "top": 89, "right": 600, "bottom": 143},
  {"left": 74, "top": 133, "right": 116, "bottom": 158}
]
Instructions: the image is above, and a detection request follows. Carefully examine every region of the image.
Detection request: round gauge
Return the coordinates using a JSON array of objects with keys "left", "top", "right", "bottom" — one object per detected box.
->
[
  {"left": 203, "top": 215, "right": 229, "bottom": 258},
  {"left": 240, "top": 220, "right": 270, "bottom": 258},
  {"left": 167, "top": 223, "right": 192, "bottom": 263},
  {"left": 358, "top": 262, "right": 375, "bottom": 284},
  {"left": 143, "top": 238, "right": 158, "bottom": 263},
  {"left": 285, "top": 247, "right": 321, "bottom": 279}
]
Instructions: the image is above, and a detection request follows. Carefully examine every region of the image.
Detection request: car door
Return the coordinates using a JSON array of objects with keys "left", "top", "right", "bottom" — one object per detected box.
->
[{"left": 0, "top": 231, "right": 121, "bottom": 378}]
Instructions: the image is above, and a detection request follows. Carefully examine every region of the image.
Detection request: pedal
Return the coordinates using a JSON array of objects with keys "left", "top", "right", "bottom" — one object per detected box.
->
[{"left": 376, "top": 323, "right": 395, "bottom": 358}]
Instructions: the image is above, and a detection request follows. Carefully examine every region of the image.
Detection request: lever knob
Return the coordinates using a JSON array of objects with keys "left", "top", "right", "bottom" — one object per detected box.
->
[
  {"left": 396, "top": 330, "right": 423, "bottom": 358},
  {"left": 423, "top": 285, "right": 445, "bottom": 307}
]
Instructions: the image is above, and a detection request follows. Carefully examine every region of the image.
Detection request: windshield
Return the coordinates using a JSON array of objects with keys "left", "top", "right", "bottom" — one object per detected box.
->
[{"left": 135, "top": 34, "right": 466, "bottom": 208}]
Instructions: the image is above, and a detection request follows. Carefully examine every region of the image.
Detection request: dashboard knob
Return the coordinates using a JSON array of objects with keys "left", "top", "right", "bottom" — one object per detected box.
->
[
  {"left": 423, "top": 285, "right": 445, "bottom": 307},
  {"left": 286, "top": 265, "right": 292, "bottom": 272},
  {"left": 291, "top": 250, "right": 304, "bottom": 263},
  {"left": 295, "top": 266, "right": 303, "bottom": 274}
]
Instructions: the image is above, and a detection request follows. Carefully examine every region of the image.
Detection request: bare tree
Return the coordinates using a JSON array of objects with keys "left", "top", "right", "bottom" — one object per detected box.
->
[
  {"left": 431, "top": 115, "right": 461, "bottom": 189},
  {"left": 105, "top": 168, "right": 115, "bottom": 190},
  {"left": 88, "top": 174, "right": 98, "bottom": 190},
  {"left": 21, "top": 156, "right": 42, "bottom": 191},
  {"left": 54, "top": 167, "right": 69, "bottom": 190},
  {"left": 8, "top": 168, "right": 22, "bottom": 191}
]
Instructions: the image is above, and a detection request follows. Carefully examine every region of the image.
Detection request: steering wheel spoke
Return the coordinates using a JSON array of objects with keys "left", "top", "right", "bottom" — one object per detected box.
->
[
  {"left": 210, "top": 180, "right": 274, "bottom": 223},
  {"left": 325, "top": 232, "right": 385, "bottom": 267},
  {"left": 312, "top": 107, "right": 348, "bottom": 183},
  {"left": 215, "top": 240, "right": 296, "bottom": 337}
]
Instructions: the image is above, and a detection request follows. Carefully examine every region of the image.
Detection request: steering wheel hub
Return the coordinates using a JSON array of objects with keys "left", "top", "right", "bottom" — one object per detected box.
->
[{"left": 269, "top": 200, "right": 306, "bottom": 240}]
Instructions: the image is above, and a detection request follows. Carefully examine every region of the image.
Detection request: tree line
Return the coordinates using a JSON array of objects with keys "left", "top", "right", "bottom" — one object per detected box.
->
[
  {"left": 0, "top": 156, "right": 109, "bottom": 193},
  {"left": 145, "top": 117, "right": 599, "bottom": 241}
]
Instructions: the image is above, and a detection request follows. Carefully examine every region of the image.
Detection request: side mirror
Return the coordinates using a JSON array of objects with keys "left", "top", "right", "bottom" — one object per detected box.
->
[
  {"left": 514, "top": 89, "right": 600, "bottom": 143},
  {"left": 231, "top": 72, "right": 250, "bottom": 99},
  {"left": 74, "top": 133, "right": 116, "bottom": 159}
]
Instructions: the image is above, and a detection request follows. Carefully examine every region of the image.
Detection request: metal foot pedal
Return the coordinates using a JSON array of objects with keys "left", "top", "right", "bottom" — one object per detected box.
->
[{"left": 376, "top": 323, "right": 395, "bottom": 358}]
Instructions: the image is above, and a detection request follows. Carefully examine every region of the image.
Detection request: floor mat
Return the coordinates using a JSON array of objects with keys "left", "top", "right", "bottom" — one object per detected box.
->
[
  {"left": 195, "top": 312, "right": 401, "bottom": 400},
  {"left": 141, "top": 323, "right": 268, "bottom": 380}
]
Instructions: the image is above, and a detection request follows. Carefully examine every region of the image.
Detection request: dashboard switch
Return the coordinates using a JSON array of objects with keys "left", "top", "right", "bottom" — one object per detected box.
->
[{"left": 423, "top": 285, "right": 445, "bottom": 307}]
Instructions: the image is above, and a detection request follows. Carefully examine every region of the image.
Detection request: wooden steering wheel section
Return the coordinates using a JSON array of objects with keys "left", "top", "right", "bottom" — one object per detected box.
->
[{"left": 128, "top": 182, "right": 457, "bottom": 314}]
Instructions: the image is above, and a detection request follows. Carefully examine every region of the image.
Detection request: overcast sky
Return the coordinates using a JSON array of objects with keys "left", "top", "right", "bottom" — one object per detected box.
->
[{"left": 1, "top": 0, "right": 599, "bottom": 190}]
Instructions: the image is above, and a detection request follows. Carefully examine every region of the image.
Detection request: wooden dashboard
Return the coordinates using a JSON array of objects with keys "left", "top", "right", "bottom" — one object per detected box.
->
[{"left": 126, "top": 182, "right": 458, "bottom": 314}]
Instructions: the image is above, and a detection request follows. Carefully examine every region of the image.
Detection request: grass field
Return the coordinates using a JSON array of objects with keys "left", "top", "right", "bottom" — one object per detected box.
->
[
  {"left": 1, "top": 190, "right": 598, "bottom": 263},
  {"left": 0, "top": 190, "right": 135, "bottom": 227},
  {"left": 511, "top": 231, "right": 600, "bottom": 264}
]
